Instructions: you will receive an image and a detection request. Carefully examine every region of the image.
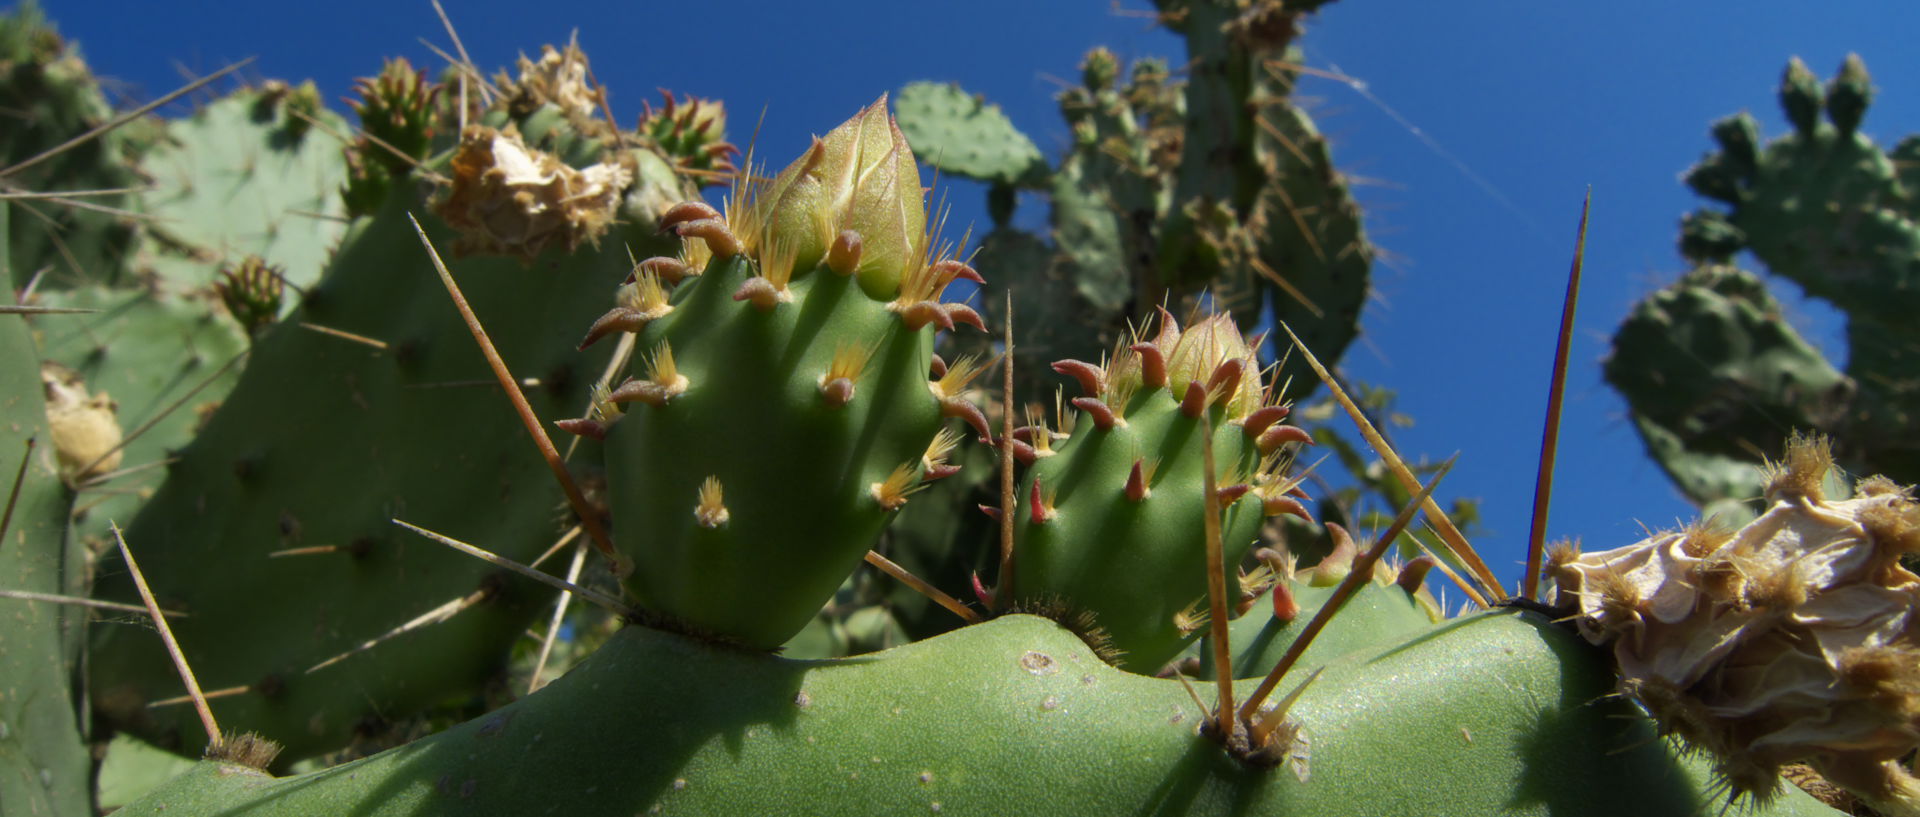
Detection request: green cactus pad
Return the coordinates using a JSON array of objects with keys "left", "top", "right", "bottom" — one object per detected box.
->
[
  {"left": 0, "top": 285, "right": 91, "bottom": 815},
  {"left": 132, "top": 87, "right": 350, "bottom": 291},
  {"left": 86, "top": 185, "right": 659, "bottom": 763},
  {"left": 111, "top": 613, "right": 1840, "bottom": 816},
  {"left": 894, "top": 81, "right": 1048, "bottom": 188}
]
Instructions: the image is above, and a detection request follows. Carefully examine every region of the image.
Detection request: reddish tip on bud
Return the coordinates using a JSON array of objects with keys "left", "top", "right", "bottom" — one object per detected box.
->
[
  {"left": 672, "top": 217, "right": 744, "bottom": 259},
  {"left": 1271, "top": 581, "right": 1301, "bottom": 622},
  {"left": 1396, "top": 555, "right": 1438, "bottom": 594},
  {"left": 929, "top": 353, "right": 948, "bottom": 379},
  {"left": 941, "top": 396, "right": 992, "bottom": 438},
  {"left": 732, "top": 276, "right": 788, "bottom": 310},
  {"left": 944, "top": 303, "right": 986, "bottom": 332},
  {"left": 1262, "top": 494, "right": 1314, "bottom": 522},
  {"left": 985, "top": 435, "right": 1038, "bottom": 466},
  {"left": 1258, "top": 424, "right": 1314, "bottom": 454},
  {"left": 659, "top": 201, "right": 722, "bottom": 231},
  {"left": 1052, "top": 359, "right": 1106, "bottom": 398},
  {"left": 1216, "top": 484, "right": 1253, "bottom": 504},
  {"left": 1028, "top": 479, "right": 1055, "bottom": 523},
  {"left": 1178, "top": 379, "right": 1208, "bottom": 419},
  {"left": 1125, "top": 459, "right": 1151, "bottom": 502},
  {"left": 976, "top": 504, "right": 1001, "bottom": 521},
  {"left": 577, "top": 308, "right": 649, "bottom": 350},
  {"left": 554, "top": 417, "right": 608, "bottom": 441},
  {"left": 1130, "top": 342, "right": 1167, "bottom": 389},
  {"left": 1207, "top": 358, "right": 1245, "bottom": 406},
  {"left": 1241, "top": 405, "right": 1291, "bottom": 438},
  {"left": 634, "top": 256, "right": 696, "bottom": 285},
  {"left": 1152, "top": 306, "right": 1180, "bottom": 347},
  {"left": 1070, "top": 396, "right": 1120, "bottom": 431},
  {"left": 819, "top": 377, "right": 856, "bottom": 408},
  {"left": 971, "top": 571, "right": 995, "bottom": 608},
  {"left": 899, "top": 300, "right": 953, "bottom": 332},
  {"left": 827, "top": 230, "right": 863, "bottom": 276},
  {"left": 923, "top": 462, "right": 962, "bottom": 481},
  {"left": 928, "top": 259, "right": 985, "bottom": 285}
]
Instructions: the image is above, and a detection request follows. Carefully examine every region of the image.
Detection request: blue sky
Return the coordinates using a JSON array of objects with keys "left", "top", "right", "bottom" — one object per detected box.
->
[{"left": 45, "top": 1, "right": 1920, "bottom": 593}]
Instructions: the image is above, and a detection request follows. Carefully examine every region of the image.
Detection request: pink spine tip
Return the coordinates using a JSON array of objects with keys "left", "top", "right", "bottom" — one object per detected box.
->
[
  {"left": 1262, "top": 495, "right": 1314, "bottom": 522},
  {"left": 1124, "top": 460, "right": 1150, "bottom": 502},
  {"left": 672, "top": 218, "right": 744, "bottom": 258},
  {"left": 899, "top": 300, "right": 952, "bottom": 332},
  {"left": 1240, "top": 405, "right": 1292, "bottom": 438},
  {"left": 943, "top": 304, "right": 986, "bottom": 332},
  {"left": 929, "top": 354, "right": 948, "bottom": 379},
  {"left": 923, "top": 462, "right": 962, "bottom": 481},
  {"left": 1052, "top": 359, "right": 1106, "bottom": 397},
  {"left": 1070, "top": 396, "right": 1119, "bottom": 431},
  {"left": 971, "top": 571, "right": 995, "bottom": 608},
  {"left": 1178, "top": 379, "right": 1208, "bottom": 419},
  {"left": 1271, "top": 581, "right": 1300, "bottom": 622},
  {"left": 577, "top": 308, "right": 646, "bottom": 350},
  {"left": 1397, "top": 555, "right": 1438, "bottom": 594},
  {"left": 1129, "top": 342, "right": 1167, "bottom": 388},
  {"left": 976, "top": 504, "right": 1002, "bottom": 521},
  {"left": 827, "top": 230, "right": 863, "bottom": 276},
  {"left": 941, "top": 397, "right": 992, "bottom": 438},
  {"left": 1206, "top": 358, "right": 1245, "bottom": 405},
  {"left": 1028, "top": 480, "right": 1055, "bottom": 523},
  {"left": 658, "top": 201, "right": 721, "bottom": 231},
  {"left": 553, "top": 418, "right": 607, "bottom": 441},
  {"left": 1257, "top": 424, "right": 1315, "bottom": 454},
  {"left": 635, "top": 256, "right": 695, "bottom": 285},
  {"left": 1215, "top": 484, "right": 1253, "bottom": 504},
  {"left": 928, "top": 259, "right": 985, "bottom": 285}
]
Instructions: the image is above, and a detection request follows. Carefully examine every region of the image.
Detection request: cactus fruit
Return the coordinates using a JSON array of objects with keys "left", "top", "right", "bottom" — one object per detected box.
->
[
  {"left": 574, "top": 97, "right": 986, "bottom": 649},
  {"left": 1550, "top": 435, "right": 1920, "bottom": 814},
  {"left": 1007, "top": 310, "right": 1313, "bottom": 673},
  {"left": 341, "top": 58, "right": 444, "bottom": 218},
  {"left": 638, "top": 90, "right": 739, "bottom": 185}
]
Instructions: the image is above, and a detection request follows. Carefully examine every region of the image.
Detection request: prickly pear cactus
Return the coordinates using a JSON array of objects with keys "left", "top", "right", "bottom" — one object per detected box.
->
[
  {"left": 86, "top": 46, "right": 698, "bottom": 763},
  {"left": 571, "top": 98, "right": 986, "bottom": 648},
  {"left": 1008, "top": 311, "right": 1313, "bottom": 673},
  {"left": 0, "top": 211, "right": 92, "bottom": 817},
  {"left": 1612, "top": 55, "right": 1920, "bottom": 519}
]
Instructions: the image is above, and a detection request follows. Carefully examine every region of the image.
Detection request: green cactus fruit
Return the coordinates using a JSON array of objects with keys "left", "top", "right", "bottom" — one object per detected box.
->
[
  {"left": 0, "top": 2, "right": 149, "bottom": 290},
  {"left": 1199, "top": 536, "right": 1441, "bottom": 681},
  {"left": 131, "top": 86, "right": 349, "bottom": 292},
  {"left": 1549, "top": 436, "right": 1920, "bottom": 813},
  {"left": 87, "top": 131, "right": 673, "bottom": 760},
  {"left": 1605, "top": 264, "right": 1850, "bottom": 517},
  {"left": 894, "top": 81, "right": 1049, "bottom": 188},
  {"left": 215, "top": 255, "right": 288, "bottom": 337},
  {"left": 638, "top": 90, "right": 738, "bottom": 186},
  {"left": 342, "top": 58, "right": 443, "bottom": 217},
  {"left": 28, "top": 284, "right": 247, "bottom": 547},
  {"left": 575, "top": 97, "right": 984, "bottom": 649},
  {"left": 1779, "top": 57, "right": 1824, "bottom": 137},
  {"left": 110, "top": 613, "right": 1840, "bottom": 816},
  {"left": 1008, "top": 310, "right": 1314, "bottom": 673}
]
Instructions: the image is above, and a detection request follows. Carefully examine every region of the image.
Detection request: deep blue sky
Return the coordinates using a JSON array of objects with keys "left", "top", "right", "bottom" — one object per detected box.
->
[{"left": 42, "top": 2, "right": 1920, "bottom": 595}]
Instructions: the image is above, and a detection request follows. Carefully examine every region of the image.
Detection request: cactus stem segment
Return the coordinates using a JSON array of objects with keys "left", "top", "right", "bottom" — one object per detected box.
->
[
  {"left": 1130, "top": 342, "right": 1168, "bottom": 389},
  {"left": 1237, "top": 456, "right": 1455, "bottom": 725},
  {"left": 1178, "top": 379, "right": 1209, "bottom": 419},
  {"left": 1072, "top": 396, "right": 1122, "bottom": 431},
  {"left": 694, "top": 476, "right": 730, "bottom": 527},
  {"left": 825, "top": 230, "right": 862, "bottom": 277},
  {"left": 870, "top": 463, "right": 923, "bottom": 511},
  {"left": 1052, "top": 359, "right": 1106, "bottom": 397}
]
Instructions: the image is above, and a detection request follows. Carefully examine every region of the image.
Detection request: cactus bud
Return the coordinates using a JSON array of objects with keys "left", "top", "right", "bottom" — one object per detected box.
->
[
  {"left": 1081, "top": 47, "right": 1120, "bottom": 93},
  {"left": 755, "top": 96, "right": 925, "bottom": 298},
  {"left": 1779, "top": 57, "right": 1823, "bottom": 137},
  {"left": 1826, "top": 53, "right": 1872, "bottom": 136},
  {"left": 1709, "top": 113, "right": 1761, "bottom": 174}
]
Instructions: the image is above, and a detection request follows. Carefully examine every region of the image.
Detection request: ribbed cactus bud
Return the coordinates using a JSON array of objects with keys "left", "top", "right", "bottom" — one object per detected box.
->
[
  {"left": 214, "top": 256, "right": 285, "bottom": 337},
  {"left": 1009, "top": 310, "right": 1314, "bottom": 672},
  {"left": 578, "top": 99, "right": 983, "bottom": 648},
  {"left": 1082, "top": 46, "right": 1120, "bottom": 93},
  {"left": 753, "top": 97, "right": 925, "bottom": 299},
  {"left": 1709, "top": 112, "right": 1761, "bottom": 175},
  {"left": 1779, "top": 56, "right": 1823, "bottom": 137},
  {"left": 1826, "top": 53, "right": 1872, "bottom": 136},
  {"left": 639, "top": 90, "right": 738, "bottom": 186},
  {"left": 1552, "top": 436, "right": 1920, "bottom": 810}
]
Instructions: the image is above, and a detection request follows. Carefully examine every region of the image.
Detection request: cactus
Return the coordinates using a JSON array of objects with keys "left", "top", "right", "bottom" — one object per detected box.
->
[
  {"left": 0, "top": 207, "right": 92, "bottom": 817},
  {"left": 1610, "top": 55, "right": 1920, "bottom": 522}
]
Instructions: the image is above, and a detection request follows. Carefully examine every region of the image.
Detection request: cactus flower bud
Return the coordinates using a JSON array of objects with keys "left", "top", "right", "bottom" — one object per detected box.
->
[{"left": 755, "top": 96, "right": 925, "bottom": 298}]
